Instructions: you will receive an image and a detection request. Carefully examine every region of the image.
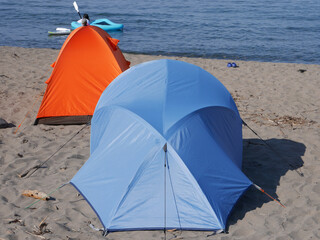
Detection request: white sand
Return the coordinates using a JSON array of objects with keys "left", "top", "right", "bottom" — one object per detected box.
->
[{"left": 0, "top": 46, "right": 319, "bottom": 239}]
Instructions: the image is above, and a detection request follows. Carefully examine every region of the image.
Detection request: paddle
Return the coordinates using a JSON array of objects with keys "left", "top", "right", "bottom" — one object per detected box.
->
[{"left": 73, "top": 1, "right": 82, "bottom": 19}]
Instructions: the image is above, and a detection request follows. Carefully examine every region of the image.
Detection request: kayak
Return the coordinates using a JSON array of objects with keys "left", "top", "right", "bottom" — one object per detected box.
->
[
  {"left": 48, "top": 28, "right": 71, "bottom": 36},
  {"left": 71, "top": 18, "right": 123, "bottom": 31}
]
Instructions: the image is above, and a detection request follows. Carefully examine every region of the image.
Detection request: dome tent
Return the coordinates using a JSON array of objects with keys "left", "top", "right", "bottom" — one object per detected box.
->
[
  {"left": 35, "top": 26, "right": 130, "bottom": 125},
  {"left": 70, "top": 59, "right": 252, "bottom": 232}
]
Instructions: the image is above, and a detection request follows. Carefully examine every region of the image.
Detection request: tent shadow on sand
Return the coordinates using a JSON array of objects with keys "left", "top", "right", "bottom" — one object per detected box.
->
[{"left": 227, "top": 138, "right": 305, "bottom": 230}]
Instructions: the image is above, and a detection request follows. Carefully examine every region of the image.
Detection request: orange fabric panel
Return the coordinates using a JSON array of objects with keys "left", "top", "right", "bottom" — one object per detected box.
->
[{"left": 36, "top": 26, "right": 130, "bottom": 120}]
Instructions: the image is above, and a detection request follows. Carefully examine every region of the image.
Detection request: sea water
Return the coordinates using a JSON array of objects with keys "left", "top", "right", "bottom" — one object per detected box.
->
[{"left": 0, "top": 0, "right": 319, "bottom": 64}]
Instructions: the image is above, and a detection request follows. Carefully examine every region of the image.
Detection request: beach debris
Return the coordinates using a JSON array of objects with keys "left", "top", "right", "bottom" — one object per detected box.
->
[
  {"left": 18, "top": 165, "right": 41, "bottom": 178},
  {"left": 207, "top": 229, "right": 224, "bottom": 237},
  {"left": 42, "top": 127, "right": 54, "bottom": 132},
  {"left": 244, "top": 112, "right": 316, "bottom": 128},
  {"left": 25, "top": 216, "right": 51, "bottom": 239},
  {"left": 0, "top": 118, "right": 15, "bottom": 129},
  {"left": 0, "top": 74, "right": 10, "bottom": 78},
  {"left": 231, "top": 92, "right": 243, "bottom": 102},
  {"left": 22, "top": 190, "right": 49, "bottom": 200},
  {"left": 24, "top": 183, "right": 67, "bottom": 210},
  {"left": 166, "top": 229, "right": 184, "bottom": 240},
  {"left": 298, "top": 69, "right": 306, "bottom": 73},
  {"left": 59, "top": 166, "right": 67, "bottom": 171},
  {"left": 34, "top": 216, "right": 51, "bottom": 234},
  {"left": 89, "top": 222, "right": 105, "bottom": 232},
  {"left": 12, "top": 53, "right": 19, "bottom": 58},
  {"left": 271, "top": 115, "right": 316, "bottom": 127},
  {"left": 7, "top": 218, "right": 25, "bottom": 226},
  {"left": 25, "top": 232, "right": 46, "bottom": 239},
  {"left": 17, "top": 153, "right": 24, "bottom": 158}
]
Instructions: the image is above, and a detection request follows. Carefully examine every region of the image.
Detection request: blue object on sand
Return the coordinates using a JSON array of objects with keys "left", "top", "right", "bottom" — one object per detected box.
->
[
  {"left": 227, "top": 62, "right": 232, "bottom": 67},
  {"left": 71, "top": 18, "right": 123, "bottom": 31},
  {"left": 232, "top": 62, "right": 237, "bottom": 67},
  {"left": 70, "top": 59, "right": 252, "bottom": 232}
]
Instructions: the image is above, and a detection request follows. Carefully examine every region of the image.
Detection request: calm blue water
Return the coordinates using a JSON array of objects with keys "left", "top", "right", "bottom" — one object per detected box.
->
[{"left": 1, "top": 0, "right": 319, "bottom": 64}]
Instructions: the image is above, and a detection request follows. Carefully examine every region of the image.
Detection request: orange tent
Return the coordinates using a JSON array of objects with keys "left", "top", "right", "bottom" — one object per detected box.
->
[{"left": 35, "top": 26, "right": 130, "bottom": 125}]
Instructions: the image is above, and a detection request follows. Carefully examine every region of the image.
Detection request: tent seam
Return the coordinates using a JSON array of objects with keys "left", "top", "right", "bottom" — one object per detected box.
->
[{"left": 166, "top": 144, "right": 223, "bottom": 229}]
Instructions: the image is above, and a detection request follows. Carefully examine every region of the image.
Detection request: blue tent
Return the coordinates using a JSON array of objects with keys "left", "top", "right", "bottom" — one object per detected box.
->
[{"left": 70, "top": 59, "right": 252, "bottom": 232}]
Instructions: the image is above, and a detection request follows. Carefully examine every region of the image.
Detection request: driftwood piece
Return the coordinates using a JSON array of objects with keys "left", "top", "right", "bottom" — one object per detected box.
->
[
  {"left": 25, "top": 231, "right": 46, "bottom": 239},
  {"left": 33, "top": 216, "right": 51, "bottom": 235},
  {"left": 7, "top": 218, "right": 25, "bottom": 226},
  {"left": 170, "top": 237, "right": 183, "bottom": 240},
  {"left": 22, "top": 190, "right": 49, "bottom": 200},
  {"left": 26, "top": 216, "right": 51, "bottom": 239},
  {"left": 18, "top": 165, "right": 41, "bottom": 178}
]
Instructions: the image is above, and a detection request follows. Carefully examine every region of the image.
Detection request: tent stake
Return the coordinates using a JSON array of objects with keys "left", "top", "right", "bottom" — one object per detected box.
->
[{"left": 253, "top": 184, "right": 286, "bottom": 208}]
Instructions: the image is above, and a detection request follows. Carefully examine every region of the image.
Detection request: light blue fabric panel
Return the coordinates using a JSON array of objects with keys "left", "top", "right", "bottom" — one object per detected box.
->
[
  {"left": 71, "top": 107, "right": 166, "bottom": 229},
  {"left": 108, "top": 146, "right": 167, "bottom": 230},
  {"left": 93, "top": 60, "right": 168, "bottom": 134},
  {"left": 168, "top": 107, "right": 251, "bottom": 228}
]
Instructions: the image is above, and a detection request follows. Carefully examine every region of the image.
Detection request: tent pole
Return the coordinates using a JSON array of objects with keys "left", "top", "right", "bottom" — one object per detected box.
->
[{"left": 163, "top": 143, "right": 167, "bottom": 239}]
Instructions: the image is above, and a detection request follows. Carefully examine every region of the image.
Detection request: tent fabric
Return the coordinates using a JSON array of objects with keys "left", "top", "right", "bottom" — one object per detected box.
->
[
  {"left": 70, "top": 59, "right": 252, "bottom": 232},
  {"left": 35, "top": 26, "right": 130, "bottom": 125}
]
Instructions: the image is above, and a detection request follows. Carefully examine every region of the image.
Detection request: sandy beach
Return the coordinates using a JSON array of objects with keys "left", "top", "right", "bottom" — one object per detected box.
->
[{"left": 0, "top": 46, "right": 319, "bottom": 240}]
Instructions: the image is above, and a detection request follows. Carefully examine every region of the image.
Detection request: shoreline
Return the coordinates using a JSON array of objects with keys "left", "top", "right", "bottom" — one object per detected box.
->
[
  {"left": 2, "top": 45, "right": 320, "bottom": 66},
  {"left": 0, "top": 46, "right": 319, "bottom": 239}
]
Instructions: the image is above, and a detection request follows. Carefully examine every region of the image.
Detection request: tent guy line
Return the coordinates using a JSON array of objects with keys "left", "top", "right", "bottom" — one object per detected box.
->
[
  {"left": 242, "top": 120, "right": 304, "bottom": 177},
  {"left": 19, "top": 122, "right": 90, "bottom": 178},
  {"left": 13, "top": 69, "right": 51, "bottom": 134}
]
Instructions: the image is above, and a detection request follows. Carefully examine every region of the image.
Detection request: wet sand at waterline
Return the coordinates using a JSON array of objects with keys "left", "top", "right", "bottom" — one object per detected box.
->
[{"left": 0, "top": 46, "right": 319, "bottom": 239}]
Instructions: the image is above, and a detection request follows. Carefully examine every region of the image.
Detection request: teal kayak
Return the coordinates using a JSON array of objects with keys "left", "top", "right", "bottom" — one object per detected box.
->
[{"left": 71, "top": 18, "right": 123, "bottom": 31}]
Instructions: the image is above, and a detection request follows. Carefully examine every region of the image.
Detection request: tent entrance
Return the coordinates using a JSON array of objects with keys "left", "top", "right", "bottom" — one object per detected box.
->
[
  {"left": 106, "top": 142, "right": 221, "bottom": 230},
  {"left": 34, "top": 115, "right": 92, "bottom": 125}
]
